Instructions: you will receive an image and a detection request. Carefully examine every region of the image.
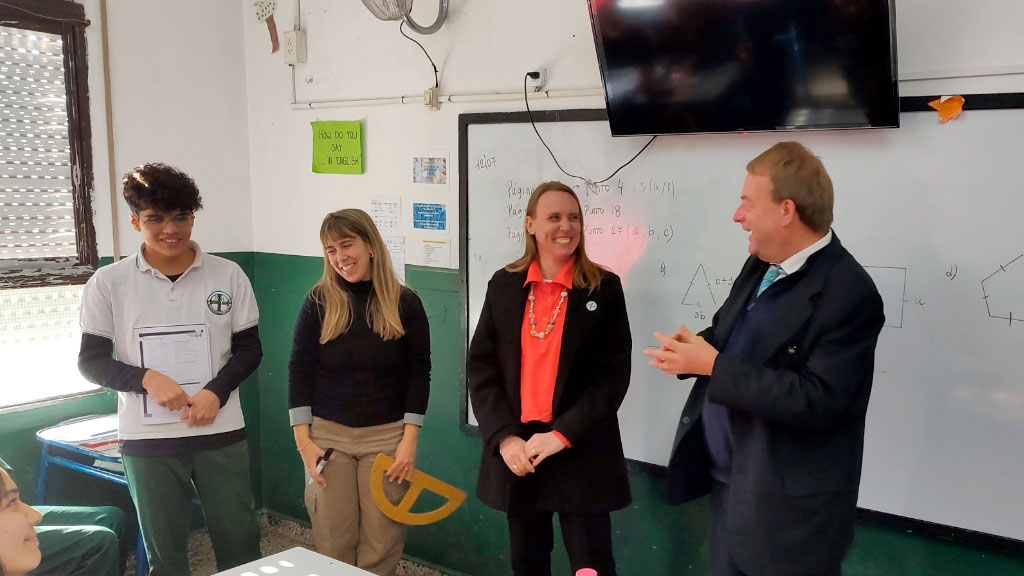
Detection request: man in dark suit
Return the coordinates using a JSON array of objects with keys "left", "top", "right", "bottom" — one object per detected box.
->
[{"left": 645, "top": 141, "right": 884, "bottom": 576}]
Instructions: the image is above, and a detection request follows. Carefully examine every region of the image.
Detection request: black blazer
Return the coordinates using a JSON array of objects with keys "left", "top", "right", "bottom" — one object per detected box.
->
[
  {"left": 468, "top": 267, "right": 632, "bottom": 513},
  {"left": 667, "top": 234, "right": 884, "bottom": 576}
]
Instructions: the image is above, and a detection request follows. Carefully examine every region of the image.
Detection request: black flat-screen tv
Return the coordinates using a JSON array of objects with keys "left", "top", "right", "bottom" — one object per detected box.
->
[{"left": 587, "top": 0, "right": 899, "bottom": 136}]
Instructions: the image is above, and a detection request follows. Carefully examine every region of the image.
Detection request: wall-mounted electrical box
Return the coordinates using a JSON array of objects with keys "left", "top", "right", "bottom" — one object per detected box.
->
[
  {"left": 283, "top": 30, "right": 307, "bottom": 65},
  {"left": 424, "top": 86, "right": 440, "bottom": 110}
]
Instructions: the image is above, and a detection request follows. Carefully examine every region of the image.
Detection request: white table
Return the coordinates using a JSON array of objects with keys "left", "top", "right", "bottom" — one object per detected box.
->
[{"left": 213, "top": 547, "right": 375, "bottom": 575}]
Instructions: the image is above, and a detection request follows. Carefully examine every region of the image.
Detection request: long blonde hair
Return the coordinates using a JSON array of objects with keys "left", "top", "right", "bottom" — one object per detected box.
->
[
  {"left": 314, "top": 209, "right": 405, "bottom": 343},
  {"left": 506, "top": 181, "right": 604, "bottom": 292}
]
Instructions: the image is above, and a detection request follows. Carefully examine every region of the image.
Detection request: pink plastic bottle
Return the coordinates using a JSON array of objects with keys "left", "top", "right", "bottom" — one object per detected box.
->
[{"left": 576, "top": 569, "right": 598, "bottom": 576}]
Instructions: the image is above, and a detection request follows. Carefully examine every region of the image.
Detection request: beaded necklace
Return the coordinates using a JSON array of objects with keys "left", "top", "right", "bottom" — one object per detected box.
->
[{"left": 527, "top": 283, "right": 568, "bottom": 339}]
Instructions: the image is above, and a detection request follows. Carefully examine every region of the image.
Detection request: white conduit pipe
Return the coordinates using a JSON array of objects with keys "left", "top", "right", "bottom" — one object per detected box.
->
[{"left": 289, "top": 88, "right": 604, "bottom": 110}]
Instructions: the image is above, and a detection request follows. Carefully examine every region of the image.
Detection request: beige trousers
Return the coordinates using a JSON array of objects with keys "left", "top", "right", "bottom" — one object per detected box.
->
[{"left": 305, "top": 418, "right": 409, "bottom": 576}]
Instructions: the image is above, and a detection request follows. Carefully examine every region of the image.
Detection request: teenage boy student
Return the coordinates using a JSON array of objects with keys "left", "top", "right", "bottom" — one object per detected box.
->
[{"left": 78, "top": 163, "right": 263, "bottom": 576}]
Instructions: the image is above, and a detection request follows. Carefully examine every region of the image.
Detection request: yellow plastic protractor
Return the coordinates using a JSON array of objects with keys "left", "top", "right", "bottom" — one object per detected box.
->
[{"left": 370, "top": 453, "right": 466, "bottom": 526}]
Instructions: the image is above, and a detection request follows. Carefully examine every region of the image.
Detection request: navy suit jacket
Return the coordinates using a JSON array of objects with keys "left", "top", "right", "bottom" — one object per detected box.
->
[{"left": 667, "top": 234, "right": 884, "bottom": 575}]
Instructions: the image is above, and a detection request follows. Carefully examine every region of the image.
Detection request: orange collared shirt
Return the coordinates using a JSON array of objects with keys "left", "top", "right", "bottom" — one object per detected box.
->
[{"left": 520, "top": 259, "right": 574, "bottom": 437}]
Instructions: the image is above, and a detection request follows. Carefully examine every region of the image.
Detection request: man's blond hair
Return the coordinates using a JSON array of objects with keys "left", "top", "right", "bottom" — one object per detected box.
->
[{"left": 747, "top": 141, "right": 833, "bottom": 233}]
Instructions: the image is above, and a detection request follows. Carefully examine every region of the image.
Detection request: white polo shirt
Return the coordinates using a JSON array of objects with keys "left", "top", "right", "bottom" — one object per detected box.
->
[{"left": 80, "top": 241, "right": 258, "bottom": 441}]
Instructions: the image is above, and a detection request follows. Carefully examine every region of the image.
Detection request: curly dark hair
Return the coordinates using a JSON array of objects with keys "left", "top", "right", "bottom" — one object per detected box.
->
[{"left": 121, "top": 163, "right": 203, "bottom": 214}]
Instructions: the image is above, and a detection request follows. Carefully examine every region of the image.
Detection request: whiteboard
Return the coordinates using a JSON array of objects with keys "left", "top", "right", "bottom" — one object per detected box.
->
[{"left": 460, "top": 108, "right": 1024, "bottom": 541}]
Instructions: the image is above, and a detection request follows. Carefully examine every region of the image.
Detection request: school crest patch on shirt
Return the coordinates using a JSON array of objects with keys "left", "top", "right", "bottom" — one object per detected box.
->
[{"left": 207, "top": 291, "right": 232, "bottom": 315}]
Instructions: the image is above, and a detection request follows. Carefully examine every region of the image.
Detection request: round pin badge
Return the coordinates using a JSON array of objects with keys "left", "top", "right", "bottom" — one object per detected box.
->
[
  {"left": 586, "top": 300, "right": 597, "bottom": 311},
  {"left": 207, "top": 291, "right": 233, "bottom": 315}
]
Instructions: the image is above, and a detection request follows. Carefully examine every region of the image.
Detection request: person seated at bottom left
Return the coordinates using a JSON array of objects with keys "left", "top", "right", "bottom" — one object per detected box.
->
[
  {"left": 1, "top": 462, "right": 43, "bottom": 576},
  {"left": 1, "top": 457, "right": 124, "bottom": 576}
]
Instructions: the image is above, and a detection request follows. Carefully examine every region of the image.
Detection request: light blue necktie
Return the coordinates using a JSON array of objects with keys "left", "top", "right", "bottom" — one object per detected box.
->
[{"left": 757, "top": 264, "right": 785, "bottom": 297}]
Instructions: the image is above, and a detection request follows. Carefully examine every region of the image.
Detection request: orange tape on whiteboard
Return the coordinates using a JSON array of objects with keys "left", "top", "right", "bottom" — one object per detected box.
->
[{"left": 928, "top": 95, "right": 965, "bottom": 122}]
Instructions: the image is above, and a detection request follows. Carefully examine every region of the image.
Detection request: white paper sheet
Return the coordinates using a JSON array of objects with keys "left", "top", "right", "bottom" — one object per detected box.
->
[
  {"left": 133, "top": 324, "right": 212, "bottom": 425},
  {"left": 370, "top": 196, "right": 403, "bottom": 236},
  {"left": 382, "top": 236, "right": 406, "bottom": 283},
  {"left": 420, "top": 239, "right": 451, "bottom": 268}
]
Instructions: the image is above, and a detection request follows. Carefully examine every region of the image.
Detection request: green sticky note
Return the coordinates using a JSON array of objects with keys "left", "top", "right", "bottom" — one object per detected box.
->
[{"left": 312, "top": 121, "right": 363, "bottom": 174}]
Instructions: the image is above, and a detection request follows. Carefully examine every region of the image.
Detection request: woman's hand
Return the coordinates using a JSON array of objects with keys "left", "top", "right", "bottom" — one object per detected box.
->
[
  {"left": 499, "top": 436, "right": 536, "bottom": 477},
  {"left": 524, "top": 432, "right": 567, "bottom": 467},
  {"left": 297, "top": 438, "right": 328, "bottom": 487},
  {"left": 387, "top": 431, "right": 418, "bottom": 484}
]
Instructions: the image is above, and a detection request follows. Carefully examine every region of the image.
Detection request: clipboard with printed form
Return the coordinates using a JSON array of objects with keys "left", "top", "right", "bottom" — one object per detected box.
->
[{"left": 133, "top": 324, "right": 212, "bottom": 425}]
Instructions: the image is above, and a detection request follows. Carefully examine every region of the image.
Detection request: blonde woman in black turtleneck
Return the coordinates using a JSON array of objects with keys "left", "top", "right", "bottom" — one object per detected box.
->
[{"left": 288, "top": 209, "right": 430, "bottom": 576}]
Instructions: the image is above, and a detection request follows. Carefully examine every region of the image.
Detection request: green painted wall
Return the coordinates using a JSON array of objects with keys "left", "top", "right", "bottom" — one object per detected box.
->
[
  {"left": 218, "top": 251, "right": 264, "bottom": 509},
  {"left": 5, "top": 251, "right": 1023, "bottom": 575},
  {"left": 252, "top": 252, "right": 322, "bottom": 517}
]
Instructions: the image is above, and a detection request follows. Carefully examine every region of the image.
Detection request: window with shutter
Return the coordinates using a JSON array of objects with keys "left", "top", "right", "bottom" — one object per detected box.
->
[
  {"left": 0, "top": 25, "right": 78, "bottom": 259},
  {"left": 0, "top": 0, "right": 98, "bottom": 409}
]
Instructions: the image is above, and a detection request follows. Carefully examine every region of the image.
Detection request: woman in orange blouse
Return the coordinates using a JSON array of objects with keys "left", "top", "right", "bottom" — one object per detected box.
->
[{"left": 468, "top": 181, "right": 632, "bottom": 576}]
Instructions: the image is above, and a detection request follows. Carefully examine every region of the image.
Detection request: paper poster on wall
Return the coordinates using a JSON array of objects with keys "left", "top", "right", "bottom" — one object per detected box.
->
[
  {"left": 253, "top": 0, "right": 279, "bottom": 53},
  {"left": 311, "top": 121, "right": 363, "bottom": 174},
  {"left": 412, "top": 202, "right": 447, "bottom": 232},
  {"left": 411, "top": 150, "right": 449, "bottom": 189},
  {"left": 382, "top": 236, "right": 406, "bottom": 284},
  {"left": 370, "top": 196, "right": 402, "bottom": 236},
  {"left": 420, "top": 239, "right": 451, "bottom": 268}
]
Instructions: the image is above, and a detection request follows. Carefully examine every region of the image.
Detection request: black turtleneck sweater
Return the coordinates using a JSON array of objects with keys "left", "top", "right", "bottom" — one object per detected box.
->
[{"left": 287, "top": 279, "right": 431, "bottom": 428}]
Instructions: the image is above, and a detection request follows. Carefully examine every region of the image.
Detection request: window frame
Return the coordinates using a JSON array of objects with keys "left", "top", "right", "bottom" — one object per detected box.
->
[{"left": 0, "top": 0, "right": 96, "bottom": 289}]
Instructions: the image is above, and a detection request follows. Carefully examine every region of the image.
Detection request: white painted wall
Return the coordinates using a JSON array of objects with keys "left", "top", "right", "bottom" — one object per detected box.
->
[
  {"left": 897, "top": 0, "right": 1024, "bottom": 80},
  {"left": 243, "top": 0, "right": 1024, "bottom": 264},
  {"left": 71, "top": 0, "right": 1024, "bottom": 259},
  {"left": 244, "top": 0, "right": 604, "bottom": 261},
  {"left": 84, "top": 0, "right": 254, "bottom": 258}
]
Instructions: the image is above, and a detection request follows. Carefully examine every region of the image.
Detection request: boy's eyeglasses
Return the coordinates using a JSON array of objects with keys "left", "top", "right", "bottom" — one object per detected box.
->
[{"left": 136, "top": 212, "right": 194, "bottom": 228}]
